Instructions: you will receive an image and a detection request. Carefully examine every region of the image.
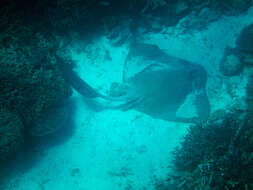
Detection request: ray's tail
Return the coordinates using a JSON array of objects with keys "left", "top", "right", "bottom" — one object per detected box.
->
[{"left": 56, "top": 55, "right": 139, "bottom": 108}]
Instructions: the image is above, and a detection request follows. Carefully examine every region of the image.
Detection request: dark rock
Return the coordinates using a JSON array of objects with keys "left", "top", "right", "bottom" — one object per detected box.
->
[
  {"left": 0, "top": 28, "right": 72, "bottom": 137},
  {"left": 236, "top": 24, "right": 253, "bottom": 54},
  {"left": 240, "top": 53, "right": 253, "bottom": 66},
  {"left": 220, "top": 53, "right": 243, "bottom": 76},
  {"left": 236, "top": 24, "right": 253, "bottom": 66}
]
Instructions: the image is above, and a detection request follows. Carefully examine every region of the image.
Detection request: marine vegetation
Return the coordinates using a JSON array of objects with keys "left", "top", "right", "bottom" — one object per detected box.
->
[
  {"left": 0, "top": 5, "right": 71, "bottom": 165},
  {"left": 169, "top": 111, "right": 253, "bottom": 190}
]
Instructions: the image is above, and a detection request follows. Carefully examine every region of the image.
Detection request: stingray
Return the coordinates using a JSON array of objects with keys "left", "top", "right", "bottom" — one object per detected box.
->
[
  {"left": 114, "top": 43, "right": 210, "bottom": 123},
  {"left": 122, "top": 64, "right": 210, "bottom": 123},
  {"left": 57, "top": 43, "right": 210, "bottom": 123}
]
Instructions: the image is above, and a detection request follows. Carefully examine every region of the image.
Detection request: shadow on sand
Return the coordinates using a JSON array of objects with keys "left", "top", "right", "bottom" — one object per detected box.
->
[{"left": 0, "top": 97, "right": 78, "bottom": 188}]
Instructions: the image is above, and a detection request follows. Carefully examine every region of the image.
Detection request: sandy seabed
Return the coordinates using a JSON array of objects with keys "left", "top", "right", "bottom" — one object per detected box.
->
[{"left": 5, "top": 6, "right": 253, "bottom": 190}]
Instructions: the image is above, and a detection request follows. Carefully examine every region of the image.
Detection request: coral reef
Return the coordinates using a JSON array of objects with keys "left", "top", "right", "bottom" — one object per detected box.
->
[
  {"left": 0, "top": 3, "right": 71, "bottom": 164},
  {"left": 0, "top": 33, "right": 71, "bottom": 135},
  {"left": 170, "top": 112, "right": 253, "bottom": 190},
  {"left": 0, "top": 108, "right": 24, "bottom": 163}
]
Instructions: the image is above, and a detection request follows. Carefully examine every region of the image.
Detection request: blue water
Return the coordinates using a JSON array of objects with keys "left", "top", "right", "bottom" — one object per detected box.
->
[{"left": 2, "top": 4, "right": 253, "bottom": 190}]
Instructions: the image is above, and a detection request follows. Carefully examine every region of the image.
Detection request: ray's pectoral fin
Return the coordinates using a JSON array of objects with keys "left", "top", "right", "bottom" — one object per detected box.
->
[
  {"left": 195, "top": 89, "right": 210, "bottom": 122},
  {"left": 175, "top": 88, "right": 210, "bottom": 124}
]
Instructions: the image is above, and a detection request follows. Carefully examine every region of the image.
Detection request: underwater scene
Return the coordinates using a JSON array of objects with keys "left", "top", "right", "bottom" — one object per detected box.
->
[{"left": 0, "top": 0, "right": 253, "bottom": 190}]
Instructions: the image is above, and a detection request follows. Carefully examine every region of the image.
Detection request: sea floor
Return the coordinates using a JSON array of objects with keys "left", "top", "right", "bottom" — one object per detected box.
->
[{"left": 4, "top": 6, "right": 253, "bottom": 190}]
